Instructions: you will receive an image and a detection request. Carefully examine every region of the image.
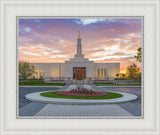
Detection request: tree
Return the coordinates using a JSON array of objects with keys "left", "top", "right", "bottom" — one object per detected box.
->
[
  {"left": 19, "top": 61, "right": 36, "bottom": 80},
  {"left": 115, "top": 73, "right": 119, "bottom": 78},
  {"left": 126, "top": 63, "right": 141, "bottom": 80},
  {"left": 122, "top": 73, "right": 126, "bottom": 78},
  {"left": 135, "top": 47, "right": 141, "bottom": 63},
  {"left": 119, "top": 73, "right": 126, "bottom": 78}
]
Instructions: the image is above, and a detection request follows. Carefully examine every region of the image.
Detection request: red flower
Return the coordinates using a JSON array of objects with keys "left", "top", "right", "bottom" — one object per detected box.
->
[{"left": 57, "top": 90, "right": 108, "bottom": 97}]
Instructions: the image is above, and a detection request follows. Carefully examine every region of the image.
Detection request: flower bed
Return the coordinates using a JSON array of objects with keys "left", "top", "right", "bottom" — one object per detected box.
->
[
  {"left": 55, "top": 88, "right": 109, "bottom": 97},
  {"left": 41, "top": 91, "right": 123, "bottom": 99}
]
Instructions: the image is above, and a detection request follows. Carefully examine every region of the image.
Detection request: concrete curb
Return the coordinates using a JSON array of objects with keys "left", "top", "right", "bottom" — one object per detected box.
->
[{"left": 25, "top": 91, "right": 138, "bottom": 105}]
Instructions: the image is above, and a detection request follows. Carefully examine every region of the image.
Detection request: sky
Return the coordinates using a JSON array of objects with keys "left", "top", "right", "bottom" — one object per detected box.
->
[{"left": 19, "top": 18, "right": 142, "bottom": 73}]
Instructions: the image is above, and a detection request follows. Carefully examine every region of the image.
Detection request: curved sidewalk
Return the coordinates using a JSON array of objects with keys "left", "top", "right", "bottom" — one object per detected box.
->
[{"left": 25, "top": 91, "right": 137, "bottom": 105}]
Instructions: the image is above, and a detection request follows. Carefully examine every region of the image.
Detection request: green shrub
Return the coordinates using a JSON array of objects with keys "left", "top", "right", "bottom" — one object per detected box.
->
[
  {"left": 19, "top": 80, "right": 44, "bottom": 85},
  {"left": 19, "top": 80, "right": 66, "bottom": 86},
  {"left": 114, "top": 78, "right": 127, "bottom": 80},
  {"left": 94, "top": 82, "right": 114, "bottom": 85}
]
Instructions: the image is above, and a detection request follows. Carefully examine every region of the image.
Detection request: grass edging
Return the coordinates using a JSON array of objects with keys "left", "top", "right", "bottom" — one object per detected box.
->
[
  {"left": 95, "top": 84, "right": 141, "bottom": 86},
  {"left": 40, "top": 91, "right": 123, "bottom": 100},
  {"left": 19, "top": 84, "right": 65, "bottom": 86}
]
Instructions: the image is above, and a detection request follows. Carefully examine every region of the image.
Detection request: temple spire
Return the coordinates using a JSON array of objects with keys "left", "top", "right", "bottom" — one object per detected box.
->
[
  {"left": 78, "top": 31, "right": 80, "bottom": 38},
  {"left": 77, "top": 32, "right": 82, "bottom": 55},
  {"left": 69, "top": 32, "right": 89, "bottom": 61}
]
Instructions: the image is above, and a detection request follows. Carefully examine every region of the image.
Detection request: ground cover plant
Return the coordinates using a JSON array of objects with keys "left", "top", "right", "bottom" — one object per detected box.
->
[
  {"left": 40, "top": 87, "right": 123, "bottom": 100},
  {"left": 55, "top": 87, "right": 109, "bottom": 97}
]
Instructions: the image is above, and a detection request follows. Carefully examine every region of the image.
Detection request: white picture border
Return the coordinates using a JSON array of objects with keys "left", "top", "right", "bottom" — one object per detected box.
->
[{"left": 0, "top": 0, "right": 159, "bottom": 135}]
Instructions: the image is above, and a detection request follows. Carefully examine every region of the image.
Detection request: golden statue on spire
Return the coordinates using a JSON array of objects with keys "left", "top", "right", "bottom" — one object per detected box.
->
[{"left": 79, "top": 31, "right": 80, "bottom": 38}]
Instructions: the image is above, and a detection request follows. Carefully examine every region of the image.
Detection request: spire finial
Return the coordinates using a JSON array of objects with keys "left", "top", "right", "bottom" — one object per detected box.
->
[{"left": 79, "top": 31, "right": 80, "bottom": 38}]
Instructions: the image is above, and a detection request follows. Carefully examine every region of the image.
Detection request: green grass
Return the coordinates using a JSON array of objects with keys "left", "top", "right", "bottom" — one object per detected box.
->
[
  {"left": 94, "top": 82, "right": 114, "bottom": 85},
  {"left": 19, "top": 83, "right": 65, "bottom": 86},
  {"left": 95, "top": 84, "right": 141, "bottom": 86},
  {"left": 40, "top": 91, "right": 123, "bottom": 100},
  {"left": 19, "top": 81, "right": 65, "bottom": 86}
]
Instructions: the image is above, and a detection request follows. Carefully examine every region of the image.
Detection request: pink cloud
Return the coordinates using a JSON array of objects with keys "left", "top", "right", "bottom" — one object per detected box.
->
[{"left": 19, "top": 18, "right": 142, "bottom": 72}]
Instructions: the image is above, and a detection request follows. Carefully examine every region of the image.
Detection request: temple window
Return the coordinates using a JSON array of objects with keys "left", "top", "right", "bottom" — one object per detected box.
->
[
  {"left": 101, "top": 69, "right": 103, "bottom": 77},
  {"left": 98, "top": 69, "right": 100, "bottom": 77},
  {"left": 104, "top": 69, "right": 106, "bottom": 77}
]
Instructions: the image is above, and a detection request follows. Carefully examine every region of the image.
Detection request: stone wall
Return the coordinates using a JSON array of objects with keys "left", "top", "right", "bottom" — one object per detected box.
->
[
  {"left": 32, "top": 63, "right": 65, "bottom": 78},
  {"left": 32, "top": 62, "right": 120, "bottom": 80},
  {"left": 94, "top": 63, "right": 120, "bottom": 78}
]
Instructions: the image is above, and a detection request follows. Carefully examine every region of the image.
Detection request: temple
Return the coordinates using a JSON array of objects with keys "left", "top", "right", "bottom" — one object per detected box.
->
[{"left": 32, "top": 32, "right": 120, "bottom": 83}]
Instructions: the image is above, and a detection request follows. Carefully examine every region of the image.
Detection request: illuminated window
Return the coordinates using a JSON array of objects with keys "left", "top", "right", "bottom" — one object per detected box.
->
[
  {"left": 104, "top": 69, "right": 106, "bottom": 77},
  {"left": 40, "top": 69, "right": 41, "bottom": 74},
  {"left": 101, "top": 69, "right": 103, "bottom": 77},
  {"left": 37, "top": 69, "right": 39, "bottom": 75},
  {"left": 98, "top": 69, "right": 100, "bottom": 77},
  {"left": 39, "top": 69, "right": 42, "bottom": 77},
  {"left": 43, "top": 69, "right": 45, "bottom": 76}
]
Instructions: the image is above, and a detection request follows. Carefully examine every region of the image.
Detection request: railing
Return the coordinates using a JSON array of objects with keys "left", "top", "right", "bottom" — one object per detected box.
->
[
  {"left": 44, "top": 77, "right": 141, "bottom": 86},
  {"left": 94, "top": 80, "right": 141, "bottom": 86},
  {"left": 44, "top": 77, "right": 114, "bottom": 81},
  {"left": 115, "top": 80, "right": 141, "bottom": 85}
]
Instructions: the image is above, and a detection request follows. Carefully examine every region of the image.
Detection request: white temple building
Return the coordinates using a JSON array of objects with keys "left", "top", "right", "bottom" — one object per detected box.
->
[{"left": 32, "top": 32, "right": 120, "bottom": 81}]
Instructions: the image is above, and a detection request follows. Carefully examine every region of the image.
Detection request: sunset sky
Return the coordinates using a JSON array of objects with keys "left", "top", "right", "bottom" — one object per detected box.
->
[{"left": 19, "top": 18, "right": 142, "bottom": 73}]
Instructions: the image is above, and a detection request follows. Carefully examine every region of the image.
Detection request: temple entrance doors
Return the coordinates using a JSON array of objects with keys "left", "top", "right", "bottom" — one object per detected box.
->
[{"left": 73, "top": 67, "right": 86, "bottom": 80}]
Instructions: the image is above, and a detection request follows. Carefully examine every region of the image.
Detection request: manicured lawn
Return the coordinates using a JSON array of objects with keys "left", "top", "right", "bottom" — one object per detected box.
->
[
  {"left": 19, "top": 83, "right": 65, "bottom": 86},
  {"left": 94, "top": 82, "right": 114, "bottom": 85},
  {"left": 19, "top": 80, "right": 65, "bottom": 86},
  {"left": 40, "top": 91, "right": 123, "bottom": 99},
  {"left": 94, "top": 80, "right": 141, "bottom": 86},
  {"left": 95, "top": 84, "right": 141, "bottom": 86}
]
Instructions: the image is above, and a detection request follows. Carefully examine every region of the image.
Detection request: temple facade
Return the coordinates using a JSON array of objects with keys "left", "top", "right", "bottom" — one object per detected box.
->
[{"left": 32, "top": 33, "right": 120, "bottom": 81}]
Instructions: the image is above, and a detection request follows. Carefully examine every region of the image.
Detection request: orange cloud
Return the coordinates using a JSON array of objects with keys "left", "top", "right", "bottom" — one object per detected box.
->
[{"left": 19, "top": 18, "right": 142, "bottom": 72}]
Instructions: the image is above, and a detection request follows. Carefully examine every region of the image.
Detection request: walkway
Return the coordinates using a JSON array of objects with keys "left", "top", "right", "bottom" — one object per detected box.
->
[{"left": 19, "top": 85, "right": 141, "bottom": 117}]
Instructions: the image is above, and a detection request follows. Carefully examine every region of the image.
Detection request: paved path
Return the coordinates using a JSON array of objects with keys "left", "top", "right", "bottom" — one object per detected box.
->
[
  {"left": 19, "top": 85, "right": 142, "bottom": 117},
  {"left": 35, "top": 104, "right": 133, "bottom": 117}
]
